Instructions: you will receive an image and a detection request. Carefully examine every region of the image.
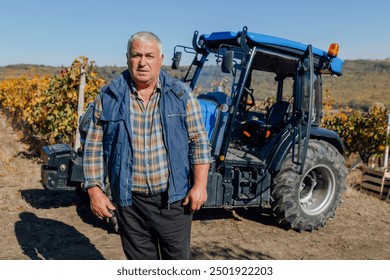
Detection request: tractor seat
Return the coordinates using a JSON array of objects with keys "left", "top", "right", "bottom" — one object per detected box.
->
[{"left": 241, "top": 100, "right": 290, "bottom": 145}]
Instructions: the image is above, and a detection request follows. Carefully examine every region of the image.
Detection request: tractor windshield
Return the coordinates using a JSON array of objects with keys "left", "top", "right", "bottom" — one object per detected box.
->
[{"left": 193, "top": 52, "right": 236, "bottom": 97}]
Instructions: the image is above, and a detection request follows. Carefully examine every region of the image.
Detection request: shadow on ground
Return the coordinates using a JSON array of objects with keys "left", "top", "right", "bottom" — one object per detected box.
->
[
  {"left": 20, "top": 188, "right": 113, "bottom": 233},
  {"left": 15, "top": 212, "right": 105, "bottom": 259},
  {"left": 20, "top": 188, "right": 81, "bottom": 209},
  {"left": 194, "top": 206, "right": 278, "bottom": 227}
]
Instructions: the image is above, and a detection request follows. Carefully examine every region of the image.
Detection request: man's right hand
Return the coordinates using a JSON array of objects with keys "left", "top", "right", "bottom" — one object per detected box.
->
[{"left": 87, "top": 186, "right": 116, "bottom": 218}]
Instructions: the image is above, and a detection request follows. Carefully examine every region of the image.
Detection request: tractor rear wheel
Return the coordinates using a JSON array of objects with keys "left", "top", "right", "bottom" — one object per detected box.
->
[{"left": 271, "top": 139, "right": 347, "bottom": 231}]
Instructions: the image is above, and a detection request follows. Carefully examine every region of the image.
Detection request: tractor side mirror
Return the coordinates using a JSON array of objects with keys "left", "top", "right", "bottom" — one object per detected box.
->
[
  {"left": 221, "top": 50, "right": 233, "bottom": 73},
  {"left": 172, "top": 51, "right": 182, "bottom": 69}
]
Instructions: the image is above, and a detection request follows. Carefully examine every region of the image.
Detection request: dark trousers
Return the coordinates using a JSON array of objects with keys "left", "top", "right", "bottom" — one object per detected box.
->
[{"left": 115, "top": 193, "right": 193, "bottom": 260}]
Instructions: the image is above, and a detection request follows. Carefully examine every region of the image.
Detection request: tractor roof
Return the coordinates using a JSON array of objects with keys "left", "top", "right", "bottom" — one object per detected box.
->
[{"left": 199, "top": 30, "right": 343, "bottom": 76}]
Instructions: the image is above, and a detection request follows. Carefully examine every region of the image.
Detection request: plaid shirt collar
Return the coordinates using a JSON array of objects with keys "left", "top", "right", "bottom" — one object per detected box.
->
[{"left": 128, "top": 76, "right": 162, "bottom": 97}]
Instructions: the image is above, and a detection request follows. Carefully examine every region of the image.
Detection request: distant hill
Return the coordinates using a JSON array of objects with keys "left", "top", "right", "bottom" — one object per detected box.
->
[
  {"left": 0, "top": 64, "right": 63, "bottom": 80},
  {"left": 0, "top": 64, "right": 127, "bottom": 82},
  {"left": 323, "top": 59, "right": 390, "bottom": 110},
  {"left": 1, "top": 59, "right": 389, "bottom": 110}
]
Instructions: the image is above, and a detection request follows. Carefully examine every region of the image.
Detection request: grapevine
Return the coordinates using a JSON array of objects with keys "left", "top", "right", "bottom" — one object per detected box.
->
[
  {"left": 323, "top": 106, "right": 389, "bottom": 164},
  {"left": 0, "top": 56, "right": 106, "bottom": 145}
]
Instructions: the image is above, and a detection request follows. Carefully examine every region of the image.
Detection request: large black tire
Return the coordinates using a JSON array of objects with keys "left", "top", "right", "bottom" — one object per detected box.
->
[{"left": 271, "top": 139, "right": 347, "bottom": 232}]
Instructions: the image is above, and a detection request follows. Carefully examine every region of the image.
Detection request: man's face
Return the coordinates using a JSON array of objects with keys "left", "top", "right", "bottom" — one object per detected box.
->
[{"left": 127, "top": 39, "right": 163, "bottom": 89}]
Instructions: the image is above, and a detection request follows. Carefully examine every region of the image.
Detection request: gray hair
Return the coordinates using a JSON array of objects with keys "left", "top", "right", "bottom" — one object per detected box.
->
[{"left": 127, "top": 31, "right": 163, "bottom": 57}]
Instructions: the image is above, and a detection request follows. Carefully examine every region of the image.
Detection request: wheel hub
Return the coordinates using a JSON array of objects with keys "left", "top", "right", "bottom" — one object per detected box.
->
[{"left": 299, "top": 165, "right": 336, "bottom": 215}]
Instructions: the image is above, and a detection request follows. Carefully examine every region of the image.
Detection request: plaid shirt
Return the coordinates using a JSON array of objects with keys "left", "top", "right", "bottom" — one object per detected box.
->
[{"left": 83, "top": 80, "right": 212, "bottom": 194}]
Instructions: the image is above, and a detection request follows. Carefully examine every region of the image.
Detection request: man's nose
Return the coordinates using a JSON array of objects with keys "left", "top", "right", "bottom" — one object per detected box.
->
[{"left": 139, "top": 55, "right": 146, "bottom": 66}]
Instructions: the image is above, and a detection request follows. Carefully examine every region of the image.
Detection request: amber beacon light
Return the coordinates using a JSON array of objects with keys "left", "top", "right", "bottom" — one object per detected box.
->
[{"left": 327, "top": 43, "right": 339, "bottom": 57}]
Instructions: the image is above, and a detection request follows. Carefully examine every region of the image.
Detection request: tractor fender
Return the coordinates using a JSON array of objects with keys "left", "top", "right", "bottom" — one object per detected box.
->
[
  {"left": 267, "top": 126, "right": 345, "bottom": 173},
  {"left": 309, "top": 127, "right": 345, "bottom": 154}
]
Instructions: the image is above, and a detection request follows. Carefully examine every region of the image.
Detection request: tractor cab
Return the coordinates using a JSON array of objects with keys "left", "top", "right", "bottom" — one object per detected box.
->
[{"left": 172, "top": 26, "right": 343, "bottom": 172}]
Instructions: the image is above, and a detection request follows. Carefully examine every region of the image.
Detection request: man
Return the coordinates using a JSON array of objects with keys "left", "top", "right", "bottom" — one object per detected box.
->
[{"left": 83, "top": 31, "right": 212, "bottom": 260}]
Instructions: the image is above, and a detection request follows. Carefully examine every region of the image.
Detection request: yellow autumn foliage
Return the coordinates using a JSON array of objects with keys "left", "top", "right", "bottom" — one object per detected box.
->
[{"left": 0, "top": 56, "right": 106, "bottom": 144}]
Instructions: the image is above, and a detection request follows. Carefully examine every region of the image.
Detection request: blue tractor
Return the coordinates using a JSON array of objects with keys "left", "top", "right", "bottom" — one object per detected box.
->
[{"left": 41, "top": 27, "right": 347, "bottom": 232}]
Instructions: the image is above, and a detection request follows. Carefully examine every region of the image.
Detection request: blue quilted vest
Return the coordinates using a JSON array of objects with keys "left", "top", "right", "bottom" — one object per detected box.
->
[{"left": 98, "top": 70, "right": 191, "bottom": 206}]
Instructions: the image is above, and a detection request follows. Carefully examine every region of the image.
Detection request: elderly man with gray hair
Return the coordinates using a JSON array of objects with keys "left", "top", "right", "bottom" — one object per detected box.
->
[{"left": 83, "top": 31, "right": 212, "bottom": 260}]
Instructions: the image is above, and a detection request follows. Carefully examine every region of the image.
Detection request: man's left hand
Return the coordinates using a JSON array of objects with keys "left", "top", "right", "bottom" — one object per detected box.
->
[{"left": 182, "top": 185, "right": 207, "bottom": 211}]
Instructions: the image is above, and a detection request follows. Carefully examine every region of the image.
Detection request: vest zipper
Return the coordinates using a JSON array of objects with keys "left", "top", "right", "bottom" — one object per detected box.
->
[{"left": 160, "top": 90, "right": 173, "bottom": 210}]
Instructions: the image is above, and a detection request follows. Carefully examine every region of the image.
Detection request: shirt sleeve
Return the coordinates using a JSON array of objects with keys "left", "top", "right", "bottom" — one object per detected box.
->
[
  {"left": 82, "top": 94, "right": 105, "bottom": 190},
  {"left": 186, "top": 92, "right": 213, "bottom": 165}
]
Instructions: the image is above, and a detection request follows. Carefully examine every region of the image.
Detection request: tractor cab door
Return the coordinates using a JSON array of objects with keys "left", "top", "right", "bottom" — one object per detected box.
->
[{"left": 292, "top": 45, "right": 314, "bottom": 174}]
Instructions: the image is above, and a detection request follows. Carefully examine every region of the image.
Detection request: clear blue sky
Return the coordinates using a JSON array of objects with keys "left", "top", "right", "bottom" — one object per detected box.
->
[{"left": 1, "top": 0, "right": 389, "bottom": 67}]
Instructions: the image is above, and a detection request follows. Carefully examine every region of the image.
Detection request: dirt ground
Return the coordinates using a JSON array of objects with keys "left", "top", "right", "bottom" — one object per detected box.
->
[{"left": 0, "top": 110, "right": 389, "bottom": 260}]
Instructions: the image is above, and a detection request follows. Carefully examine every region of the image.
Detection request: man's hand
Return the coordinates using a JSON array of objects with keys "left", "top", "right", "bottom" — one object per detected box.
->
[
  {"left": 182, "top": 184, "right": 207, "bottom": 211},
  {"left": 182, "top": 163, "right": 210, "bottom": 211},
  {"left": 87, "top": 186, "right": 116, "bottom": 218}
]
